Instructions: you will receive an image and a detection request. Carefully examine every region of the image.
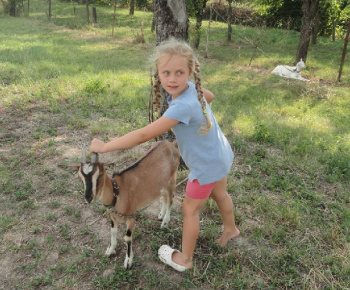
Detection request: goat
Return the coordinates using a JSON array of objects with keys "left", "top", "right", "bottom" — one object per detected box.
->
[
  {"left": 66, "top": 140, "right": 180, "bottom": 269},
  {"left": 271, "top": 58, "right": 309, "bottom": 81}
]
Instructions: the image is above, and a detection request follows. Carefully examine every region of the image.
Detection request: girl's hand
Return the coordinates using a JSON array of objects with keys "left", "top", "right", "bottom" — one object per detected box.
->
[{"left": 90, "top": 138, "right": 106, "bottom": 153}]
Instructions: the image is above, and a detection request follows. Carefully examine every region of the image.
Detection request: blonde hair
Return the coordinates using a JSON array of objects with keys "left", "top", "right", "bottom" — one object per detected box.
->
[{"left": 150, "top": 38, "right": 212, "bottom": 135}]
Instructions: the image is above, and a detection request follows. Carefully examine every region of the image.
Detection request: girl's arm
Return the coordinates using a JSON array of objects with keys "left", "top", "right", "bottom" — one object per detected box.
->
[
  {"left": 90, "top": 117, "right": 179, "bottom": 153},
  {"left": 202, "top": 88, "right": 215, "bottom": 104}
]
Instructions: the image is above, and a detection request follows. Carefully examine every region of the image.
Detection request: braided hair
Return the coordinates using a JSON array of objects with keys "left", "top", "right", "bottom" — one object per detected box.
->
[{"left": 151, "top": 38, "right": 212, "bottom": 135}]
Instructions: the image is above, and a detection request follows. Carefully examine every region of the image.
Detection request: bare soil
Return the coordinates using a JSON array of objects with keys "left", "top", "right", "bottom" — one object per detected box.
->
[{"left": 0, "top": 101, "right": 249, "bottom": 289}]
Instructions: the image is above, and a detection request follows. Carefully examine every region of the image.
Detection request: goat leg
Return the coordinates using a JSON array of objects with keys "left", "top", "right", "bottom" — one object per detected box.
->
[
  {"left": 124, "top": 218, "right": 135, "bottom": 269},
  {"left": 158, "top": 190, "right": 168, "bottom": 222},
  {"left": 159, "top": 177, "right": 176, "bottom": 228},
  {"left": 105, "top": 220, "right": 118, "bottom": 256},
  {"left": 160, "top": 189, "right": 172, "bottom": 228}
]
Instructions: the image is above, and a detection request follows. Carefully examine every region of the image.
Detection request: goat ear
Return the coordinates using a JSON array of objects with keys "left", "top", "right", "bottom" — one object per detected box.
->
[{"left": 57, "top": 164, "right": 81, "bottom": 172}]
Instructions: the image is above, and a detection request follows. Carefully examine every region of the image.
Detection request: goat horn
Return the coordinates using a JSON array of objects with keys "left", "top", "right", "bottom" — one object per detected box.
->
[
  {"left": 91, "top": 152, "right": 98, "bottom": 164},
  {"left": 81, "top": 145, "right": 87, "bottom": 164}
]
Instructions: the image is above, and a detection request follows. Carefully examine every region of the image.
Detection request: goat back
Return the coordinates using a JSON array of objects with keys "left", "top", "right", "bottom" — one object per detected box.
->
[{"left": 112, "top": 141, "right": 180, "bottom": 211}]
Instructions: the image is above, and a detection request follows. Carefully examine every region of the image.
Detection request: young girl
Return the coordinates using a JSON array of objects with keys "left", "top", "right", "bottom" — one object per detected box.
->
[{"left": 90, "top": 38, "right": 240, "bottom": 272}]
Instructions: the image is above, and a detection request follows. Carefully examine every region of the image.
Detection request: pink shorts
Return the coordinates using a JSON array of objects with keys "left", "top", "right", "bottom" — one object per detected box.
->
[{"left": 186, "top": 179, "right": 217, "bottom": 200}]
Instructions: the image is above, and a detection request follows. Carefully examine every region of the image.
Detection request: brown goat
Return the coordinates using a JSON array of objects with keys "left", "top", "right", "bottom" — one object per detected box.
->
[{"left": 73, "top": 140, "right": 180, "bottom": 269}]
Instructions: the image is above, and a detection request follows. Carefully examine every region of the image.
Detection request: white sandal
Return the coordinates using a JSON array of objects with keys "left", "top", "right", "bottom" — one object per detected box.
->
[{"left": 158, "top": 245, "right": 189, "bottom": 272}]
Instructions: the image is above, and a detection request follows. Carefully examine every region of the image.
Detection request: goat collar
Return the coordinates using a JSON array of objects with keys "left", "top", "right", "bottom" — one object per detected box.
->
[
  {"left": 103, "top": 179, "right": 119, "bottom": 208},
  {"left": 110, "top": 208, "right": 137, "bottom": 219}
]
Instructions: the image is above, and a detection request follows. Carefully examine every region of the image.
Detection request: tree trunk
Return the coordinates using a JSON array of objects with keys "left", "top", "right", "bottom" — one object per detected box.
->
[
  {"left": 337, "top": 19, "right": 350, "bottom": 82},
  {"left": 311, "top": 12, "right": 320, "bottom": 44},
  {"left": 151, "top": 0, "right": 156, "bottom": 32},
  {"left": 9, "top": 0, "right": 16, "bottom": 16},
  {"left": 112, "top": 0, "right": 117, "bottom": 36},
  {"left": 92, "top": 7, "right": 97, "bottom": 24},
  {"left": 86, "top": 0, "right": 90, "bottom": 24},
  {"left": 205, "top": 4, "right": 213, "bottom": 58},
  {"left": 48, "top": 0, "right": 51, "bottom": 20},
  {"left": 295, "top": 0, "right": 319, "bottom": 64},
  {"left": 151, "top": 13, "right": 156, "bottom": 33},
  {"left": 332, "top": 17, "right": 336, "bottom": 41},
  {"left": 193, "top": 0, "right": 208, "bottom": 49},
  {"left": 227, "top": 0, "right": 233, "bottom": 41},
  {"left": 130, "top": 0, "right": 135, "bottom": 16},
  {"left": 312, "top": 3, "right": 330, "bottom": 45},
  {"left": 154, "top": 0, "right": 189, "bottom": 44}
]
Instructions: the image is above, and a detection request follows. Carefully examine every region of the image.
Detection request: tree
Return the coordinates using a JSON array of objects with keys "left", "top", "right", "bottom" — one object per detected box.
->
[
  {"left": 338, "top": 18, "right": 350, "bottom": 82},
  {"left": 48, "top": 0, "right": 52, "bottom": 20},
  {"left": 2, "top": 0, "right": 18, "bottom": 16},
  {"left": 295, "top": 0, "right": 320, "bottom": 64},
  {"left": 191, "top": 0, "right": 208, "bottom": 49},
  {"left": 154, "top": 0, "right": 189, "bottom": 44},
  {"left": 227, "top": 0, "right": 233, "bottom": 41},
  {"left": 130, "top": 0, "right": 135, "bottom": 15},
  {"left": 255, "top": 0, "right": 303, "bottom": 30},
  {"left": 86, "top": 0, "right": 90, "bottom": 24},
  {"left": 112, "top": 0, "right": 117, "bottom": 36},
  {"left": 255, "top": 0, "right": 349, "bottom": 38},
  {"left": 311, "top": 2, "right": 330, "bottom": 44},
  {"left": 327, "top": 0, "right": 349, "bottom": 41}
]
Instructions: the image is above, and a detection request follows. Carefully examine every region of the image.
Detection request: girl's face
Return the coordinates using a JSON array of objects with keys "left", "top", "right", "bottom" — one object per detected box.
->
[{"left": 157, "top": 54, "right": 191, "bottom": 100}]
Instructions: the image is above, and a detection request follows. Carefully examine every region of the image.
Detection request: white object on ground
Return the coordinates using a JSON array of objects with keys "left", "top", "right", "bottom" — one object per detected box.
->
[{"left": 271, "top": 58, "right": 309, "bottom": 81}]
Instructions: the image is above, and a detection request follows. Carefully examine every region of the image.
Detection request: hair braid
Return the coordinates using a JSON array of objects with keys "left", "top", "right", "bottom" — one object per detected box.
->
[
  {"left": 194, "top": 61, "right": 205, "bottom": 111},
  {"left": 152, "top": 72, "right": 162, "bottom": 114},
  {"left": 194, "top": 60, "right": 212, "bottom": 135}
]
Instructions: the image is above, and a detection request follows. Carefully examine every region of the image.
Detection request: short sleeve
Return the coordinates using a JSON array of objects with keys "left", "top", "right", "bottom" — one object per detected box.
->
[{"left": 163, "top": 100, "right": 191, "bottom": 125}]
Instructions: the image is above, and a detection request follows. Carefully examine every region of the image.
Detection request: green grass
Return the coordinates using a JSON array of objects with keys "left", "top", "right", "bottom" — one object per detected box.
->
[{"left": 1, "top": 1, "right": 349, "bottom": 289}]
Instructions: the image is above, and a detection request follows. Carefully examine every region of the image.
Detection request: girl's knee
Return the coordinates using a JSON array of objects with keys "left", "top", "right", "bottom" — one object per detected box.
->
[
  {"left": 182, "top": 196, "right": 206, "bottom": 216},
  {"left": 211, "top": 189, "right": 229, "bottom": 202},
  {"left": 212, "top": 193, "right": 233, "bottom": 209}
]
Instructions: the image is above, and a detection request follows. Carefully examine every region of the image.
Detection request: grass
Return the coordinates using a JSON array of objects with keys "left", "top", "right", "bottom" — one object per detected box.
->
[{"left": 1, "top": 1, "right": 350, "bottom": 289}]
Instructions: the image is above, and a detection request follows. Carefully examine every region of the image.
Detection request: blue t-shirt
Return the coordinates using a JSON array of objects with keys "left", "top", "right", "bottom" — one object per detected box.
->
[{"left": 163, "top": 81, "right": 234, "bottom": 185}]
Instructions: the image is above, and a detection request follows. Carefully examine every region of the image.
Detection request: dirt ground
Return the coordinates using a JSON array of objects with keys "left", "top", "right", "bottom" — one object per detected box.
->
[
  {"left": 0, "top": 102, "right": 183, "bottom": 287},
  {"left": 1, "top": 101, "right": 248, "bottom": 289}
]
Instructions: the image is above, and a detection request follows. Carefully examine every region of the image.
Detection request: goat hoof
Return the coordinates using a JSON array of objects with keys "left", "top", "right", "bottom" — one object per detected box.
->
[
  {"left": 124, "top": 260, "right": 133, "bottom": 269},
  {"left": 105, "top": 248, "right": 116, "bottom": 257},
  {"left": 160, "top": 216, "right": 170, "bottom": 228},
  {"left": 125, "top": 264, "right": 132, "bottom": 270},
  {"left": 106, "top": 252, "right": 116, "bottom": 257}
]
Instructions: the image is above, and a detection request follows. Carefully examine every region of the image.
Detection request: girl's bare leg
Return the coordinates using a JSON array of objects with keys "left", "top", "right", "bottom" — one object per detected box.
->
[
  {"left": 172, "top": 196, "right": 207, "bottom": 269},
  {"left": 210, "top": 177, "right": 240, "bottom": 247}
]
